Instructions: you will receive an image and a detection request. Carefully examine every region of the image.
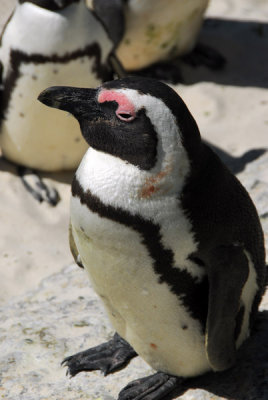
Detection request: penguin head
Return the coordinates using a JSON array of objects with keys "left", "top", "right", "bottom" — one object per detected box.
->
[
  {"left": 18, "top": 0, "right": 80, "bottom": 11},
  {"left": 38, "top": 76, "right": 202, "bottom": 173}
]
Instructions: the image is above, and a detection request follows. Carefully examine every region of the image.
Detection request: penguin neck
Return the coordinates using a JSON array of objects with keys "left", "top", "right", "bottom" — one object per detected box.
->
[{"left": 75, "top": 143, "right": 191, "bottom": 211}]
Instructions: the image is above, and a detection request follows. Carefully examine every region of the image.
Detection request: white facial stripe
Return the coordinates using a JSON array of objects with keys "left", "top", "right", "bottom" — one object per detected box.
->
[
  {"left": 114, "top": 88, "right": 184, "bottom": 142},
  {"left": 106, "top": 88, "right": 187, "bottom": 188}
]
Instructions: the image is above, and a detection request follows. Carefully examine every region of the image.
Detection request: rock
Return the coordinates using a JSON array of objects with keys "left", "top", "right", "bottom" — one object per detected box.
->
[
  {"left": 0, "top": 263, "right": 229, "bottom": 400},
  {"left": 0, "top": 264, "right": 152, "bottom": 400},
  {"left": 0, "top": 151, "right": 267, "bottom": 400}
]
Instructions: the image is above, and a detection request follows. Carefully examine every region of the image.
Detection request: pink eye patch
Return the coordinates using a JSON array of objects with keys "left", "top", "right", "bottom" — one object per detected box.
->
[{"left": 98, "top": 90, "right": 136, "bottom": 121}]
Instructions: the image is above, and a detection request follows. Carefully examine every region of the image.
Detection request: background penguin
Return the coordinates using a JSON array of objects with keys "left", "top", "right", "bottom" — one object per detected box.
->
[
  {"left": 0, "top": 0, "right": 123, "bottom": 204},
  {"left": 90, "top": 0, "right": 225, "bottom": 83},
  {"left": 38, "top": 76, "right": 266, "bottom": 399}
]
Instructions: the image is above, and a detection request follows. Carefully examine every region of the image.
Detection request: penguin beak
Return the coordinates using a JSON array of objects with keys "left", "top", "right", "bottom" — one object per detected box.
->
[{"left": 38, "top": 86, "right": 99, "bottom": 118}]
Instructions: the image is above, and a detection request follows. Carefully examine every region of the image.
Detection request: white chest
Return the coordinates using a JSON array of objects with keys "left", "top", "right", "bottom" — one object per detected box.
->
[{"left": 70, "top": 191, "right": 210, "bottom": 377}]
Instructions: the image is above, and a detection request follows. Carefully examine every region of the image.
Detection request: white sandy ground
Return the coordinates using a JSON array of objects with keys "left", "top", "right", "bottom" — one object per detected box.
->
[{"left": 0, "top": 0, "right": 267, "bottom": 305}]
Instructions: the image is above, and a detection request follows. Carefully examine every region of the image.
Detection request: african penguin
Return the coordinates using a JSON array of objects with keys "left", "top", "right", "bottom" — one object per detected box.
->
[
  {"left": 38, "top": 76, "right": 266, "bottom": 399},
  {"left": 0, "top": 0, "right": 123, "bottom": 203},
  {"left": 90, "top": 0, "right": 224, "bottom": 82}
]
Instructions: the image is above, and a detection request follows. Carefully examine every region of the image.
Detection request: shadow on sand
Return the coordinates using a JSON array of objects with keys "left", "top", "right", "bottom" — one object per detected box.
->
[{"left": 181, "top": 18, "right": 268, "bottom": 89}]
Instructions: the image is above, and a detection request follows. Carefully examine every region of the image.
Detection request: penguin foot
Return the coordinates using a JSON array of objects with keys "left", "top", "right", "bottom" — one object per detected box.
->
[
  {"left": 18, "top": 166, "right": 60, "bottom": 206},
  {"left": 62, "top": 333, "right": 137, "bottom": 377},
  {"left": 182, "top": 43, "right": 225, "bottom": 70},
  {"left": 118, "top": 372, "right": 181, "bottom": 400}
]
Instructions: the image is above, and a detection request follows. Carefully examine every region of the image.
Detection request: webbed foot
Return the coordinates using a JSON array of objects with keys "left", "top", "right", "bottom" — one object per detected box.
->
[
  {"left": 62, "top": 333, "right": 137, "bottom": 377},
  {"left": 18, "top": 166, "right": 60, "bottom": 206},
  {"left": 118, "top": 372, "right": 181, "bottom": 400}
]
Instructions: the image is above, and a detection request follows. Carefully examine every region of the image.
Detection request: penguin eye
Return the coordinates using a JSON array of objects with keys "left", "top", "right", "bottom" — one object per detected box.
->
[
  {"left": 98, "top": 90, "right": 136, "bottom": 122},
  {"left": 116, "top": 110, "right": 136, "bottom": 122}
]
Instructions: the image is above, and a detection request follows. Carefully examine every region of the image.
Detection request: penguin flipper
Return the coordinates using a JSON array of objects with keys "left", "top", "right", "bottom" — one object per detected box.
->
[
  {"left": 69, "top": 223, "right": 84, "bottom": 269},
  {"left": 18, "top": 166, "right": 60, "bottom": 206},
  {"left": 62, "top": 333, "right": 137, "bottom": 377},
  {"left": 205, "top": 140, "right": 267, "bottom": 174},
  {"left": 108, "top": 53, "right": 126, "bottom": 79},
  {"left": 206, "top": 244, "right": 249, "bottom": 371},
  {"left": 118, "top": 372, "right": 182, "bottom": 400},
  {"left": 92, "top": 0, "right": 126, "bottom": 79},
  {"left": 92, "top": 0, "right": 125, "bottom": 47}
]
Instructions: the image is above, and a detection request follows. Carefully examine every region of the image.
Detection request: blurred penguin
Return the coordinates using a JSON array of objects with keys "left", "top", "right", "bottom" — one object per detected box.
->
[
  {"left": 0, "top": 0, "right": 123, "bottom": 205},
  {"left": 90, "top": 0, "right": 225, "bottom": 83}
]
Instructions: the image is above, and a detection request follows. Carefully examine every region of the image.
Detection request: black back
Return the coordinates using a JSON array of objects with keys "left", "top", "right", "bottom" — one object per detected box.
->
[{"left": 180, "top": 143, "right": 266, "bottom": 322}]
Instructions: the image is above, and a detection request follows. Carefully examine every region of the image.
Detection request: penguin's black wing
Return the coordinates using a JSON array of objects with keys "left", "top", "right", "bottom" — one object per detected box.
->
[
  {"left": 92, "top": 0, "right": 126, "bottom": 78},
  {"left": 69, "top": 223, "right": 84, "bottom": 269},
  {"left": 93, "top": 0, "right": 125, "bottom": 47},
  {"left": 205, "top": 244, "right": 249, "bottom": 371},
  {"left": 108, "top": 53, "right": 126, "bottom": 79},
  {"left": 181, "top": 144, "right": 265, "bottom": 372}
]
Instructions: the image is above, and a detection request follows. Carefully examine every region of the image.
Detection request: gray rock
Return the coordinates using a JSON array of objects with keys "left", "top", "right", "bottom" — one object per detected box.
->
[
  {"left": 0, "top": 263, "right": 227, "bottom": 400},
  {"left": 0, "top": 264, "right": 150, "bottom": 400}
]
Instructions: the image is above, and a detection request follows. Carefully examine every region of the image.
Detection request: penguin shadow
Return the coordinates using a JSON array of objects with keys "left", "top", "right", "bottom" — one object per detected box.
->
[
  {"left": 41, "top": 169, "right": 74, "bottom": 186},
  {"left": 0, "top": 156, "right": 22, "bottom": 175},
  {"left": 204, "top": 143, "right": 267, "bottom": 174},
  {"left": 180, "top": 18, "right": 268, "bottom": 88},
  {"left": 141, "top": 18, "right": 268, "bottom": 88},
  {"left": 165, "top": 311, "right": 268, "bottom": 400}
]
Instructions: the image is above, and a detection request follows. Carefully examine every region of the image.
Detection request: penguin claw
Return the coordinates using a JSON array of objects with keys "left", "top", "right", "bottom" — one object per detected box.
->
[
  {"left": 18, "top": 166, "right": 60, "bottom": 206},
  {"left": 118, "top": 372, "right": 181, "bottom": 400},
  {"left": 62, "top": 333, "right": 137, "bottom": 377}
]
